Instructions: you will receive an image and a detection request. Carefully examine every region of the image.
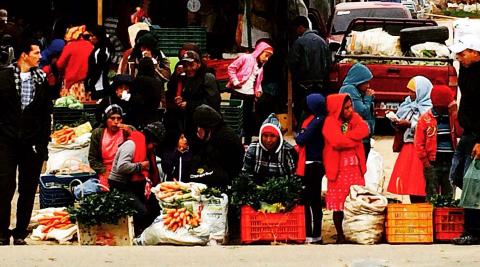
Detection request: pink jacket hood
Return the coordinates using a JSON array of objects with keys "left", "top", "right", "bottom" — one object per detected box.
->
[{"left": 226, "top": 41, "right": 273, "bottom": 93}]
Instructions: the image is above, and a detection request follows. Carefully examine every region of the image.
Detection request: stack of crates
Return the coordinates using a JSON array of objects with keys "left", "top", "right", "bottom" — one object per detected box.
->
[
  {"left": 385, "top": 203, "right": 434, "bottom": 243},
  {"left": 149, "top": 26, "right": 206, "bottom": 57},
  {"left": 39, "top": 174, "right": 96, "bottom": 208},
  {"left": 220, "top": 99, "right": 243, "bottom": 136}
]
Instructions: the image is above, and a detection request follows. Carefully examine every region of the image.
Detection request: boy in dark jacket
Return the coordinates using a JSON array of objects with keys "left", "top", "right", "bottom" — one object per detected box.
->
[{"left": 295, "top": 93, "right": 326, "bottom": 244}]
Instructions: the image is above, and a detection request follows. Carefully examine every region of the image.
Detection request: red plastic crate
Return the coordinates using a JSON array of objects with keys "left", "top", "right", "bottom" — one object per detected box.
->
[
  {"left": 205, "top": 59, "right": 236, "bottom": 81},
  {"left": 434, "top": 207, "right": 464, "bottom": 241},
  {"left": 240, "top": 205, "right": 306, "bottom": 244}
]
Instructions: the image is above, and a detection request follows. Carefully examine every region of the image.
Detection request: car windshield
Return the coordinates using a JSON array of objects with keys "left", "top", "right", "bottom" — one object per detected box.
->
[{"left": 332, "top": 8, "right": 408, "bottom": 34}]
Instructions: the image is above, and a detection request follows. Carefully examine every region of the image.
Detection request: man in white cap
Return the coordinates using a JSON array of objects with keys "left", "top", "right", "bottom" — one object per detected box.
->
[
  {"left": 449, "top": 34, "right": 480, "bottom": 245},
  {"left": 0, "top": 9, "right": 7, "bottom": 23}
]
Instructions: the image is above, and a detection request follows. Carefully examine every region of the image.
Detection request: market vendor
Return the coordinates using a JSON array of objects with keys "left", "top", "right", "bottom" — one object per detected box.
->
[
  {"left": 242, "top": 114, "right": 298, "bottom": 183},
  {"left": 88, "top": 104, "right": 133, "bottom": 188}
]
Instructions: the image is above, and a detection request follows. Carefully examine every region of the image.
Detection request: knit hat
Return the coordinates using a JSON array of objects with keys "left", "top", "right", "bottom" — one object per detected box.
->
[
  {"left": 143, "top": 121, "right": 166, "bottom": 143},
  {"left": 431, "top": 85, "right": 454, "bottom": 108},
  {"left": 181, "top": 50, "right": 201, "bottom": 63},
  {"left": 104, "top": 104, "right": 123, "bottom": 121},
  {"left": 193, "top": 104, "right": 222, "bottom": 128},
  {"left": 261, "top": 125, "right": 279, "bottom": 136}
]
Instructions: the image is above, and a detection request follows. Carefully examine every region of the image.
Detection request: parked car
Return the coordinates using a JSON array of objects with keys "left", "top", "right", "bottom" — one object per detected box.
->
[{"left": 328, "top": 2, "right": 412, "bottom": 50}]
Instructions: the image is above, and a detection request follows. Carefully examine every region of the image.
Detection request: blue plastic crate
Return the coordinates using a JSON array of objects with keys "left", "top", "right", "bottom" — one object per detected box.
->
[{"left": 39, "top": 174, "right": 96, "bottom": 208}]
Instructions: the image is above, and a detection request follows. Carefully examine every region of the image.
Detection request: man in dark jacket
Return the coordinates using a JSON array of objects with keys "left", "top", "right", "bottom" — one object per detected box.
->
[
  {"left": 289, "top": 16, "right": 331, "bottom": 126},
  {"left": 189, "top": 105, "right": 244, "bottom": 191},
  {"left": 174, "top": 51, "right": 221, "bottom": 139},
  {"left": 449, "top": 35, "right": 480, "bottom": 245},
  {"left": 0, "top": 39, "right": 53, "bottom": 245}
]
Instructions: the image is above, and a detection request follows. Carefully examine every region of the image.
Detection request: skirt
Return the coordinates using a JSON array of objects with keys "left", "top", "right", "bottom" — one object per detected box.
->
[
  {"left": 326, "top": 150, "right": 365, "bottom": 211},
  {"left": 387, "top": 143, "right": 426, "bottom": 196},
  {"left": 60, "top": 81, "right": 91, "bottom": 102}
]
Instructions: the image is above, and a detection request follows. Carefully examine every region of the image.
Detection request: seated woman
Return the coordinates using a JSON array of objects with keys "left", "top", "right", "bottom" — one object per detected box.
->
[
  {"left": 242, "top": 113, "right": 298, "bottom": 183},
  {"left": 88, "top": 104, "right": 133, "bottom": 188}
]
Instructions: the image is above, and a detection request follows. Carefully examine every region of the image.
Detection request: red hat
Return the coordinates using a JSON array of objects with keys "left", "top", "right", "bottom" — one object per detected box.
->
[
  {"left": 431, "top": 85, "right": 454, "bottom": 108},
  {"left": 261, "top": 125, "right": 279, "bottom": 136}
]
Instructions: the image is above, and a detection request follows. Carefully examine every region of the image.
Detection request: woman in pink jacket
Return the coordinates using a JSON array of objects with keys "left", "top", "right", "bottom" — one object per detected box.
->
[{"left": 227, "top": 41, "right": 274, "bottom": 144}]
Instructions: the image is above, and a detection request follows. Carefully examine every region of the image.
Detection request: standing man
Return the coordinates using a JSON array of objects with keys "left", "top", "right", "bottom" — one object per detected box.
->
[
  {"left": 289, "top": 16, "right": 331, "bottom": 127},
  {"left": 449, "top": 35, "right": 480, "bottom": 245},
  {"left": 0, "top": 39, "right": 53, "bottom": 245}
]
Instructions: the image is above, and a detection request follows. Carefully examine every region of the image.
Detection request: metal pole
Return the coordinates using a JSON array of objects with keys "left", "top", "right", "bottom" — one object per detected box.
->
[
  {"left": 246, "top": 0, "right": 252, "bottom": 49},
  {"left": 97, "top": 0, "right": 103, "bottom": 26}
]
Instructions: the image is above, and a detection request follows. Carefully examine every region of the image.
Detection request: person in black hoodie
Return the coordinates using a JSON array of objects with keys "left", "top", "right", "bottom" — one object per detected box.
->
[
  {"left": 85, "top": 26, "right": 113, "bottom": 100},
  {"left": 189, "top": 104, "right": 244, "bottom": 191},
  {"left": 0, "top": 39, "right": 53, "bottom": 245},
  {"left": 449, "top": 35, "right": 480, "bottom": 245},
  {"left": 125, "top": 57, "right": 165, "bottom": 129}
]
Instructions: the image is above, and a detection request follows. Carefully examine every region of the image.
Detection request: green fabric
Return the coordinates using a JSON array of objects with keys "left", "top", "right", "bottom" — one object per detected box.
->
[{"left": 460, "top": 160, "right": 480, "bottom": 209}]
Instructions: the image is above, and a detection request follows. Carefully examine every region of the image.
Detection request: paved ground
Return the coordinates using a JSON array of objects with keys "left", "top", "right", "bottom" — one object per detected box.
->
[{"left": 1, "top": 244, "right": 480, "bottom": 267}]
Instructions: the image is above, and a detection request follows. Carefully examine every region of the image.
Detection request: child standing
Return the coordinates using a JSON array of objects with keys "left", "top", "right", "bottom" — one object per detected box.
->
[
  {"left": 322, "top": 94, "right": 369, "bottom": 243},
  {"left": 227, "top": 41, "right": 274, "bottom": 144},
  {"left": 415, "top": 85, "right": 462, "bottom": 199},
  {"left": 295, "top": 93, "right": 326, "bottom": 244}
]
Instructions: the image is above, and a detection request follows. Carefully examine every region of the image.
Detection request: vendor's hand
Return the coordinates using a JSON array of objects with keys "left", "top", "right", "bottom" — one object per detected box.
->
[
  {"left": 472, "top": 143, "right": 480, "bottom": 159},
  {"left": 174, "top": 96, "right": 183, "bottom": 105},
  {"left": 118, "top": 124, "right": 132, "bottom": 134},
  {"left": 255, "top": 91, "right": 263, "bottom": 99},
  {"left": 366, "top": 88, "right": 375, "bottom": 97},
  {"left": 140, "top": 161, "right": 150, "bottom": 170},
  {"left": 179, "top": 101, "right": 187, "bottom": 110},
  {"left": 394, "top": 119, "right": 410, "bottom": 128}
]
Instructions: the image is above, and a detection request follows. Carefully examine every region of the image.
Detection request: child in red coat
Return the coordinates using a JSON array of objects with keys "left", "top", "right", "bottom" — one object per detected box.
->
[
  {"left": 322, "top": 94, "right": 369, "bottom": 243},
  {"left": 415, "top": 85, "right": 462, "bottom": 199}
]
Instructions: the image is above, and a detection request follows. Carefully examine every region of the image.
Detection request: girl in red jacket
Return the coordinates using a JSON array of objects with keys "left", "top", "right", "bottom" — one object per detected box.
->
[{"left": 322, "top": 94, "right": 369, "bottom": 243}]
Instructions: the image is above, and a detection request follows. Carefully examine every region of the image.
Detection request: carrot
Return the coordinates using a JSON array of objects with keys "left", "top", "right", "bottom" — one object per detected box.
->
[
  {"left": 54, "top": 210, "right": 69, "bottom": 216},
  {"left": 38, "top": 218, "right": 53, "bottom": 225},
  {"left": 57, "top": 224, "right": 75, "bottom": 230},
  {"left": 178, "top": 208, "right": 186, "bottom": 213},
  {"left": 173, "top": 212, "right": 180, "bottom": 218},
  {"left": 164, "top": 218, "right": 172, "bottom": 225},
  {"left": 171, "top": 223, "right": 178, "bottom": 232}
]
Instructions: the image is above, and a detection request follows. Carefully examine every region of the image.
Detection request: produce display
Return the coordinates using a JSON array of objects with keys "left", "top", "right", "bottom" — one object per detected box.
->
[
  {"left": 156, "top": 182, "right": 196, "bottom": 204},
  {"left": 50, "top": 122, "right": 92, "bottom": 145},
  {"left": 54, "top": 96, "right": 84, "bottom": 109},
  {"left": 36, "top": 210, "right": 74, "bottom": 233},
  {"left": 162, "top": 207, "right": 202, "bottom": 232}
]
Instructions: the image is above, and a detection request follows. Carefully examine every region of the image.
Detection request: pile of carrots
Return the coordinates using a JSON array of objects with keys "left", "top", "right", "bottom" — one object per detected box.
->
[
  {"left": 51, "top": 126, "right": 76, "bottom": 145},
  {"left": 38, "top": 210, "right": 74, "bottom": 233},
  {"left": 157, "top": 182, "right": 193, "bottom": 203},
  {"left": 163, "top": 207, "right": 202, "bottom": 232}
]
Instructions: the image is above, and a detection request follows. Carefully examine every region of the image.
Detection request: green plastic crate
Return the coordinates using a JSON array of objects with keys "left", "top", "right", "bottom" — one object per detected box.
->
[{"left": 150, "top": 26, "right": 206, "bottom": 57}]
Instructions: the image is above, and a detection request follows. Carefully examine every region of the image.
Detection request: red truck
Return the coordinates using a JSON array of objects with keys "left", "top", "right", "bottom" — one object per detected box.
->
[{"left": 328, "top": 17, "right": 457, "bottom": 118}]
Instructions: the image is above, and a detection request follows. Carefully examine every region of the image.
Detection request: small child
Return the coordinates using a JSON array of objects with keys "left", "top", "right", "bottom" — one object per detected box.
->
[
  {"left": 415, "top": 85, "right": 462, "bottom": 199},
  {"left": 295, "top": 93, "right": 326, "bottom": 244}
]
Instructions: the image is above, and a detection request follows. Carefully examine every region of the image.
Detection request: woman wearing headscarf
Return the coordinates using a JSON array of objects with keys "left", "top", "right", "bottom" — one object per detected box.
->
[{"left": 387, "top": 76, "right": 433, "bottom": 202}]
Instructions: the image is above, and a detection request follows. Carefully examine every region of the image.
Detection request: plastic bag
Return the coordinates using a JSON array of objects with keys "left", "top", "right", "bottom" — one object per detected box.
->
[
  {"left": 346, "top": 28, "right": 401, "bottom": 56},
  {"left": 45, "top": 142, "right": 90, "bottom": 174},
  {"left": 460, "top": 160, "right": 480, "bottom": 209},
  {"left": 411, "top": 42, "right": 450, "bottom": 58},
  {"left": 198, "top": 194, "right": 229, "bottom": 243},
  {"left": 342, "top": 185, "right": 388, "bottom": 245},
  {"left": 134, "top": 215, "right": 210, "bottom": 246},
  {"left": 71, "top": 178, "right": 109, "bottom": 200},
  {"left": 364, "top": 149, "right": 384, "bottom": 192}
]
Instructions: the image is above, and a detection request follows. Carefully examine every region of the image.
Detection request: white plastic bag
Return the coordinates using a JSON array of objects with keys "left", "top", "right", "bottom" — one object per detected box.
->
[
  {"left": 342, "top": 185, "right": 388, "bottom": 245},
  {"left": 134, "top": 215, "right": 210, "bottom": 246},
  {"left": 346, "top": 28, "right": 401, "bottom": 56},
  {"left": 411, "top": 42, "right": 450, "bottom": 58},
  {"left": 45, "top": 142, "right": 90, "bottom": 174},
  {"left": 364, "top": 149, "right": 384, "bottom": 192},
  {"left": 198, "top": 194, "right": 229, "bottom": 243}
]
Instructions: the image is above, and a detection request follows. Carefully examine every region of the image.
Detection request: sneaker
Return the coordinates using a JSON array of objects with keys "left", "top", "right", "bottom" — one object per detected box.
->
[
  {"left": 305, "top": 237, "right": 323, "bottom": 244},
  {"left": 452, "top": 235, "right": 479, "bottom": 245},
  {"left": 305, "top": 237, "right": 313, "bottom": 244},
  {"left": 13, "top": 238, "right": 27, "bottom": 245}
]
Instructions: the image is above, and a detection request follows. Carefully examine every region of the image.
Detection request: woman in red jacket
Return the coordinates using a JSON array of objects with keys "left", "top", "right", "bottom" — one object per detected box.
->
[{"left": 322, "top": 94, "right": 369, "bottom": 243}]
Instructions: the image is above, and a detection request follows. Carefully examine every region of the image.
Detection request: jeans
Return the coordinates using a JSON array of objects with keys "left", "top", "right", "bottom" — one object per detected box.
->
[
  {"left": 301, "top": 162, "right": 324, "bottom": 238},
  {"left": 449, "top": 132, "right": 475, "bottom": 189}
]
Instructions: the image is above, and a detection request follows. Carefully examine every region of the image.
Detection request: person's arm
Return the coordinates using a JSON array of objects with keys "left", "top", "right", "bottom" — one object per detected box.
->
[
  {"left": 345, "top": 113, "right": 370, "bottom": 142},
  {"left": 55, "top": 44, "right": 70, "bottom": 72},
  {"left": 203, "top": 73, "right": 221, "bottom": 111},
  {"left": 227, "top": 55, "right": 246, "bottom": 87},
  {"left": 241, "top": 144, "right": 256, "bottom": 176},
  {"left": 414, "top": 115, "right": 431, "bottom": 167},
  {"left": 295, "top": 117, "right": 322, "bottom": 146},
  {"left": 322, "top": 117, "right": 356, "bottom": 150},
  {"left": 116, "top": 141, "right": 142, "bottom": 174},
  {"left": 284, "top": 145, "right": 298, "bottom": 177},
  {"left": 88, "top": 129, "right": 106, "bottom": 175},
  {"left": 340, "top": 86, "right": 373, "bottom": 120}
]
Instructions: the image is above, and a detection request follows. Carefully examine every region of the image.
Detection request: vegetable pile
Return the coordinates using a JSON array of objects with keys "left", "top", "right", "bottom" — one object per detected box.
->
[
  {"left": 37, "top": 209, "right": 74, "bottom": 233},
  {"left": 428, "top": 194, "right": 460, "bottom": 208},
  {"left": 156, "top": 182, "right": 195, "bottom": 204},
  {"left": 230, "top": 173, "right": 303, "bottom": 213},
  {"left": 67, "top": 189, "right": 137, "bottom": 227},
  {"left": 51, "top": 126, "right": 76, "bottom": 145},
  {"left": 162, "top": 207, "right": 202, "bottom": 232},
  {"left": 54, "top": 96, "right": 83, "bottom": 109}
]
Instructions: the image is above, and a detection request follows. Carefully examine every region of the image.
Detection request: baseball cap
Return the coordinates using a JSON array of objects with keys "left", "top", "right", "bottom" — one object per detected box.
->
[
  {"left": 181, "top": 50, "right": 201, "bottom": 63},
  {"left": 449, "top": 34, "right": 480, "bottom": 53},
  {"left": 0, "top": 9, "right": 7, "bottom": 22}
]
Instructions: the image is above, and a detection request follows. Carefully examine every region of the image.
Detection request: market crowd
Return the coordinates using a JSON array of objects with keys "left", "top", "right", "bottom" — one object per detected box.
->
[{"left": 1, "top": 10, "right": 480, "bottom": 246}]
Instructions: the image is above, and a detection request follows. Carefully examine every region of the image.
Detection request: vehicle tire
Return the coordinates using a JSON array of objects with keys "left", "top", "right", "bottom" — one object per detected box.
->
[{"left": 400, "top": 26, "right": 449, "bottom": 47}]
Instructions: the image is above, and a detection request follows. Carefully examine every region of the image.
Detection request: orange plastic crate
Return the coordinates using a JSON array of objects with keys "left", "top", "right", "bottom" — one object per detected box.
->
[
  {"left": 434, "top": 207, "right": 464, "bottom": 241},
  {"left": 386, "top": 203, "right": 433, "bottom": 243},
  {"left": 240, "top": 205, "right": 306, "bottom": 244}
]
